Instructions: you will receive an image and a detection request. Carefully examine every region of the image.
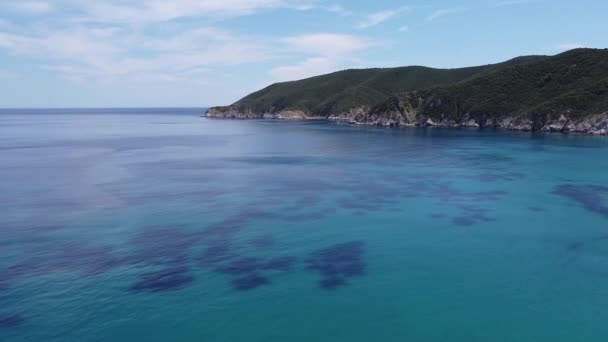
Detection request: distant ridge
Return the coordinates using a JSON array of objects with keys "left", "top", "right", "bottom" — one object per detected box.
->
[{"left": 207, "top": 49, "right": 608, "bottom": 135}]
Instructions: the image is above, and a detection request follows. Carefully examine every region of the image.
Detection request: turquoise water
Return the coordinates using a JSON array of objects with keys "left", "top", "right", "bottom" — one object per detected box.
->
[{"left": 1, "top": 109, "right": 608, "bottom": 341}]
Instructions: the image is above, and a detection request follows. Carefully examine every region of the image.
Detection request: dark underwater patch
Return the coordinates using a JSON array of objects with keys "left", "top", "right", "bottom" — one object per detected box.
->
[
  {"left": 0, "top": 242, "right": 120, "bottom": 287},
  {"left": 306, "top": 241, "right": 365, "bottom": 290},
  {"left": 553, "top": 184, "right": 608, "bottom": 218},
  {"left": 281, "top": 208, "right": 337, "bottom": 221},
  {"left": 469, "top": 191, "right": 508, "bottom": 202},
  {"left": 50, "top": 243, "right": 121, "bottom": 275},
  {"left": 452, "top": 205, "right": 496, "bottom": 226},
  {"left": 528, "top": 206, "right": 545, "bottom": 212},
  {"left": 319, "top": 277, "right": 346, "bottom": 290},
  {"left": 216, "top": 257, "right": 261, "bottom": 275},
  {"left": 231, "top": 273, "right": 270, "bottom": 291},
  {"left": 198, "top": 244, "right": 233, "bottom": 266},
  {"left": 214, "top": 255, "right": 293, "bottom": 290},
  {"left": 129, "top": 266, "right": 194, "bottom": 293},
  {"left": 436, "top": 188, "right": 506, "bottom": 223},
  {"left": 128, "top": 226, "right": 202, "bottom": 266},
  {"left": 0, "top": 314, "right": 24, "bottom": 329},
  {"left": 2, "top": 260, "right": 42, "bottom": 281},
  {"left": 261, "top": 257, "right": 296, "bottom": 272},
  {"left": 452, "top": 216, "right": 476, "bottom": 226},
  {"left": 567, "top": 235, "right": 608, "bottom": 252}
]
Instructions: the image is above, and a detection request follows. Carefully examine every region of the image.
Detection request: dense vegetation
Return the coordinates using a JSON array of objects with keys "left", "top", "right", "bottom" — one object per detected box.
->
[
  {"left": 392, "top": 48, "right": 608, "bottom": 124},
  {"left": 220, "top": 55, "right": 548, "bottom": 115},
  {"left": 208, "top": 49, "right": 608, "bottom": 133}
]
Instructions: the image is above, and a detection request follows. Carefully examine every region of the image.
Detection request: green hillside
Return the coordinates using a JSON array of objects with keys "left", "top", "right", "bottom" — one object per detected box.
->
[
  {"left": 207, "top": 48, "right": 608, "bottom": 134},
  {"left": 217, "top": 55, "right": 548, "bottom": 115},
  {"left": 369, "top": 48, "right": 608, "bottom": 127}
]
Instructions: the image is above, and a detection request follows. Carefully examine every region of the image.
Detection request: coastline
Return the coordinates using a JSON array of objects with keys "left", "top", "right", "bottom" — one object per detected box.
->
[{"left": 204, "top": 109, "right": 608, "bottom": 136}]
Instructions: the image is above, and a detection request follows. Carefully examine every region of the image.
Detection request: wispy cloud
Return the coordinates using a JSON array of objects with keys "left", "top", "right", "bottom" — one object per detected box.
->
[
  {"left": 357, "top": 7, "right": 409, "bottom": 29},
  {"left": 398, "top": 25, "right": 410, "bottom": 32},
  {"left": 0, "top": 22, "right": 375, "bottom": 85},
  {"left": 4, "top": 1, "right": 54, "bottom": 14},
  {"left": 270, "top": 57, "right": 337, "bottom": 82},
  {"left": 282, "top": 33, "right": 372, "bottom": 56},
  {"left": 0, "top": 0, "right": 375, "bottom": 97},
  {"left": 73, "top": 0, "right": 315, "bottom": 24},
  {"left": 427, "top": 8, "right": 467, "bottom": 21},
  {"left": 326, "top": 4, "right": 351, "bottom": 16},
  {"left": 0, "top": 0, "right": 330, "bottom": 84},
  {"left": 0, "top": 25, "right": 275, "bottom": 83},
  {"left": 273, "top": 33, "right": 374, "bottom": 82}
]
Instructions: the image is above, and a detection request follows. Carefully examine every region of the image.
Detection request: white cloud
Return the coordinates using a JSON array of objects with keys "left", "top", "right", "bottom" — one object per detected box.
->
[
  {"left": 0, "top": 25, "right": 275, "bottom": 83},
  {"left": 557, "top": 43, "right": 585, "bottom": 50},
  {"left": 0, "top": 0, "right": 370, "bottom": 94},
  {"left": 293, "top": 3, "right": 315, "bottom": 11},
  {"left": 270, "top": 57, "right": 337, "bottom": 82},
  {"left": 271, "top": 33, "right": 375, "bottom": 82},
  {"left": 326, "top": 4, "right": 350, "bottom": 15},
  {"left": 76, "top": 0, "right": 314, "bottom": 24},
  {"left": 282, "top": 33, "right": 372, "bottom": 56},
  {"left": 143, "top": 28, "right": 235, "bottom": 51},
  {"left": 0, "top": 1, "right": 310, "bottom": 83},
  {"left": 357, "top": 7, "right": 409, "bottom": 29},
  {"left": 398, "top": 25, "right": 409, "bottom": 32},
  {"left": 427, "top": 8, "right": 467, "bottom": 21},
  {"left": 5, "top": 1, "right": 54, "bottom": 14},
  {"left": 0, "top": 29, "right": 120, "bottom": 64}
]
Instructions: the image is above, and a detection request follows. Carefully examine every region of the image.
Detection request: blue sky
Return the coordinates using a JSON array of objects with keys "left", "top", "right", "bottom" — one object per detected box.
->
[{"left": 0, "top": 0, "right": 606, "bottom": 107}]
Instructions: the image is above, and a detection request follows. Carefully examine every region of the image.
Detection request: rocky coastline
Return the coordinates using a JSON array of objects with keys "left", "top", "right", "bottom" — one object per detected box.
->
[{"left": 205, "top": 107, "right": 608, "bottom": 136}]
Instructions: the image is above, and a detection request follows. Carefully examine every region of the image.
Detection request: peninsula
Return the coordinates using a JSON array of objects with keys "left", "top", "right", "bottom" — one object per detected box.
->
[{"left": 207, "top": 48, "right": 608, "bottom": 135}]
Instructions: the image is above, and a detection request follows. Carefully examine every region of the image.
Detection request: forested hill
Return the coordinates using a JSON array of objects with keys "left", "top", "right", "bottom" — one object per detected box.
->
[{"left": 207, "top": 49, "right": 608, "bottom": 135}]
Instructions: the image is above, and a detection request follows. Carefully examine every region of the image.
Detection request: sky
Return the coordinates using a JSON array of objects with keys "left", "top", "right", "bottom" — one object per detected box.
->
[{"left": 0, "top": 0, "right": 606, "bottom": 108}]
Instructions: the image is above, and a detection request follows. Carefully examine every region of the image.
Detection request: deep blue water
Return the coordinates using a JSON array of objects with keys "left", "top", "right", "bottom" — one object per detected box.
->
[{"left": 1, "top": 108, "right": 608, "bottom": 341}]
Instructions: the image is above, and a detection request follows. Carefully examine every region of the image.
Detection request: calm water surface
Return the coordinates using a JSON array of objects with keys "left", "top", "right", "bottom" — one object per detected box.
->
[{"left": 1, "top": 109, "right": 608, "bottom": 341}]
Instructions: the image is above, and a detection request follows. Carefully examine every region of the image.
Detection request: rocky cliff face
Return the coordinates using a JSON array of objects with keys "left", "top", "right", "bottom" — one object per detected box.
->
[
  {"left": 205, "top": 101, "right": 608, "bottom": 135},
  {"left": 341, "top": 108, "right": 608, "bottom": 135},
  {"left": 206, "top": 107, "right": 324, "bottom": 120},
  {"left": 329, "top": 92, "right": 608, "bottom": 135}
]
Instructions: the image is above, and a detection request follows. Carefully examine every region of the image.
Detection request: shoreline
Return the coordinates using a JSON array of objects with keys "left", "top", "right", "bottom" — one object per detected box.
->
[{"left": 203, "top": 112, "right": 608, "bottom": 136}]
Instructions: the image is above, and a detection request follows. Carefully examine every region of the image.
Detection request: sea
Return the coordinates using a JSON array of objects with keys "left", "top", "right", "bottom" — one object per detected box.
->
[{"left": 1, "top": 108, "right": 608, "bottom": 341}]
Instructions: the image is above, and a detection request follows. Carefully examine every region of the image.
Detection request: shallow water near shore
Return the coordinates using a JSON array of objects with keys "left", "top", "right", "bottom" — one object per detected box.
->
[{"left": 1, "top": 108, "right": 608, "bottom": 341}]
